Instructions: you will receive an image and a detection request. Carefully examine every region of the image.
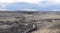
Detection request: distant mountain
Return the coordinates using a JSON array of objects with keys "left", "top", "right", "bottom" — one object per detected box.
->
[{"left": 0, "top": 11, "right": 60, "bottom": 14}]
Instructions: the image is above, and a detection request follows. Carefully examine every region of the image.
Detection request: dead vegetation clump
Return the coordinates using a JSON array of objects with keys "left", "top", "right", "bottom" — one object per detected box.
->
[{"left": 0, "top": 16, "right": 37, "bottom": 33}]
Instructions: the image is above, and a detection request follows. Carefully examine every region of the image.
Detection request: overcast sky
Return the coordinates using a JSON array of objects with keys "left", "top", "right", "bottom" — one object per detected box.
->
[{"left": 0, "top": 0, "right": 60, "bottom": 11}]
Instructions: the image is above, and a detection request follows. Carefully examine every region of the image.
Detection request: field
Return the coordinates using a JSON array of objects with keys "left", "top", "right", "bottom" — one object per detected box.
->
[{"left": 0, "top": 11, "right": 60, "bottom": 33}]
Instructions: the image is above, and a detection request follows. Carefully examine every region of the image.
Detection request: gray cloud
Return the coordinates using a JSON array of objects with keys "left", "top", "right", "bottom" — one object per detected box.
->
[{"left": 0, "top": 0, "right": 60, "bottom": 11}]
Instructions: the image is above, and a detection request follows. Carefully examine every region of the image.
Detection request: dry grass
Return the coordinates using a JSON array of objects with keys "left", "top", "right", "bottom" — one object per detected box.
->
[
  {"left": 0, "top": 12, "right": 60, "bottom": 33},
  {"left": 32, "top": 21, "right": 60, "bottom": 33}
]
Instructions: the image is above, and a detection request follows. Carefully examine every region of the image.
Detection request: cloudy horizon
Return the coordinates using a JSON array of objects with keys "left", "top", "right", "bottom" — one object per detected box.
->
[{"left": 0, "top": 0, "right": 60, "bottom": 11}]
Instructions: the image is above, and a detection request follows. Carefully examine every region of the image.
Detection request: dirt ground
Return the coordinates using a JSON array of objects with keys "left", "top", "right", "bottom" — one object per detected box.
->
[{"left": 32, "top": 21, "right": 60, "bottom": 33}]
